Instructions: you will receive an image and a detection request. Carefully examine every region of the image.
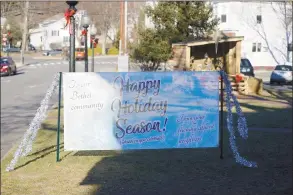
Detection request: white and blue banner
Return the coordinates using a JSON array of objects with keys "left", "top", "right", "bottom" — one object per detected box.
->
[{"left": 63, "top": 71, "right": 220, "bottom": 151}]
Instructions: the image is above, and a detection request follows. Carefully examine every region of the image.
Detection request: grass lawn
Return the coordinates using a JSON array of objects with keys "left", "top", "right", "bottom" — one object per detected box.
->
[{"left": 1, "top": 94, "right": 292, "bottom": 195}]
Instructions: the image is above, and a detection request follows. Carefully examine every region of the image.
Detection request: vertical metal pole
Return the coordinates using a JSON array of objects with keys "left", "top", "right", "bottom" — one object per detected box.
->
[
  {"left": 70, "top": 16, "right": 76, "bottom": 72},
  {"left": 220, "top": 74, "right": 224, "bottom": 159},
  {"left": 7, "top": 40, "right": 10, "bottom": 57},
  {"left": 91, "top": 38, "right": 94, "bottom": 72},
  {"left": 69, "top": 32, "right": 72, "bottom": 72},
  {"left": 84, "top": 28, "right": 88, "bottom": 72},
  {"left": 56, "top": 72, "right": 62, "bottom": 162}
]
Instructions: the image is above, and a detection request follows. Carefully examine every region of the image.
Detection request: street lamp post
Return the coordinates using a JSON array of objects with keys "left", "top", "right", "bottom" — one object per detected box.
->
[
  {"left": 66, "top": 1, "right": 78, "bottom": 72},
  {"left": 81, "top": 15, "right": 90, "bottom": 72},
  {"left": 6, "top": 24, "right": 10, "bottom": 57},
  {"left": 90, "top": 25, "right": 97, "bottom": 72}
]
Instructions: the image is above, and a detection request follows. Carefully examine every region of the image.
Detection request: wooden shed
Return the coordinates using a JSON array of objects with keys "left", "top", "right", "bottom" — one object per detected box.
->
[{"left": 170, "top": 36, "right": 244, "bottom": 75}]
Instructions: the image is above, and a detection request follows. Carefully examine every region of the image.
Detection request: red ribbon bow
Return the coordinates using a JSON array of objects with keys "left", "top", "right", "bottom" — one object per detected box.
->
[
  {"left": 81, "top": 30, "right": 86, "bottom": 36},
  {"left": 64, "top": 8, "right": 76, "bottom": 28},
  {"left": 235, "top": 74, "right": 243, "bottom": 83}
]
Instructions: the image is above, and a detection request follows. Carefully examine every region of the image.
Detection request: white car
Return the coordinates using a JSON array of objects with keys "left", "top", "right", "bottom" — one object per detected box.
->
[{"left": 270, "top": 64, "right": 292, "bottom": 85}]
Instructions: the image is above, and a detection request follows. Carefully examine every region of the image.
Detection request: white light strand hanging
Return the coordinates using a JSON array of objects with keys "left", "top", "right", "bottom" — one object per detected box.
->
[
  {"left": 6, "top": 73, "right": 60, "bottom": 172},
  {"left": 220, "top": 70, "right": 258, "bottom": 168}
]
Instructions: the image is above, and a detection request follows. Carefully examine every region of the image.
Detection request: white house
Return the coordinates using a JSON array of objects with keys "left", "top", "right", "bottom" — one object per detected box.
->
[
  {"left": 1, "top": 17, "right": 7, "bottom": 30},
  {"left": 29, "top": 10, "right": 116, "bottom": 51},
  {"left": 144, "top": 1, "right": 292, "bottom": 69},
  {"left": 214, "top": 1, "right": 292, "bottom": 68}
]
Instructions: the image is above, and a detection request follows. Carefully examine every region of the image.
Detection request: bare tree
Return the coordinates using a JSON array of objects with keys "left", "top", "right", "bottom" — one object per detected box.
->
[
  {"left": 21, "top": 1, "right": 29, "bottom": 65},
  {"left": 271, "top": 2, "right": 292, "bottom": 62},
  {"left": 76, "top": 2, "right": 120, "bottom": 54},
  {"left": 242, "top": 2, "right": 292, "bottom": 64}
]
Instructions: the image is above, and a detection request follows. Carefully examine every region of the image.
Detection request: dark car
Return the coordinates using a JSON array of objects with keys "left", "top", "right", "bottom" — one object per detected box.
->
[
  {"left": 28, "top": 44, "right": 36, "bottom": 51},
  {"left": 0, "top": 57, "right": 17, "bottom": 76},
  {"left": 240, "top": 58, "right": 255, "bottom": 77}
]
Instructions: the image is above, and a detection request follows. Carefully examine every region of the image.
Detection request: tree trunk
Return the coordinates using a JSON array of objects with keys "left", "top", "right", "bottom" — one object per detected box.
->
[{"left": 21, "top": 1, "right": 29, "bottom": 65}]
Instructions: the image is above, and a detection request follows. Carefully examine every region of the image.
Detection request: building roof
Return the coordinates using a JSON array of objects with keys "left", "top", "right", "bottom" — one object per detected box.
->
[
  {"left": 29, "top": 28, "right": 42, "bottom": 34},
  {"left": 40, "top": 13, "right": 64, "bottom": 25}
]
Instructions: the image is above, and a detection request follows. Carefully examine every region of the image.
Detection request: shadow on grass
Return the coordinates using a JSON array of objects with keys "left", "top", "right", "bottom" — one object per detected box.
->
[
  {"left": 78, "top": 99, "right": 292, "bottom": 195},
  {"left": 28, "top": 143, "right": 64, "bottom": 157},
  {"left": 14, "top": 145, "right": 64, "bottom": 170},
  {"left": 41, "top": 123, "right": 64, "bottom": 132},
  {"left": 265, "top": 89, "right": 292, "bottom": 106},
  {"left": 80, "top": 132, "right": 292, "bottom": 195}
]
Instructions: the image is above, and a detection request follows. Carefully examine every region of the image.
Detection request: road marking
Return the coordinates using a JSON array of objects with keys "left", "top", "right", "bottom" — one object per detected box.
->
[
  {"left": 2, "top": 79, "right": 11, "bottom": 83},
  {"left": 28, "top": 85, "right": 37, "bottom": 88},
  {"left": 44, "top": 63, "right": 48, "bottom": 66},
  {"left": 57, "top": 62, "right": 61, "bottom": 64},
  {"left": 36, "top": 63, "right": 41, "bottom": 66},
  {"left": 50, "top": 63, "right": 55, "bottom": 65}
]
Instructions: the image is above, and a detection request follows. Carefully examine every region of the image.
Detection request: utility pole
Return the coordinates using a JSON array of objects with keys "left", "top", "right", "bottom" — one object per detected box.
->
[
  {"left": 21, "top": 1, "right": 29, "bottom": 65},
  {"left": 124, "top": 0, "right": 128, "bottom": 55},
  {"left": 119, "top": 0, "right": 125, "bottom": 55}
]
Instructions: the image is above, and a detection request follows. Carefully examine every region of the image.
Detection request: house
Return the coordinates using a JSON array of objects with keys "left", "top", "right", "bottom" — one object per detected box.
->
[
  {"left": 29, "top": 10, "right": 116, "bottom": 51},
  {"left": 1, "top": 17, "right": 7, "bottom": 30},
  {"left": 214, "top": 1, "right": 292, "bottom": 69},
  {"left": 144, "top": 1, "right": 292, "bottom": 69},
  {"left": 29, "top": 13, "right": 73, "bottom": 51}
]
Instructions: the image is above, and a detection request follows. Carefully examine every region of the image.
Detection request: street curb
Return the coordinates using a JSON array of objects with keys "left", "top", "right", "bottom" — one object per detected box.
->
[
  {"left": 31, "top": 55, "right": 119, "bottom": 60},
  {"left": 32, "top": 57, "right": 62, "bottom": 60}
]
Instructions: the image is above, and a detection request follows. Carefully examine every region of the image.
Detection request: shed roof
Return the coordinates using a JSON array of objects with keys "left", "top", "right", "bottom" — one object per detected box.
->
[{"left": 172, "top": 36, "right": 244, "bottom": 47}]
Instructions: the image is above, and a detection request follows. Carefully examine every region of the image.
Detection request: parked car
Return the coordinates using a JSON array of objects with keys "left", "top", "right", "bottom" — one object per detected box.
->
[
  {"left": 3, "top": 47, "right": 21, "bottom": 53},
  {"left": 270, "top": 64, "right": 292, "bottom": 85},
  {"left": 75, "top": 47, "right": 85, "bottom": 60},
  {"left": 43, "top": 49, "right": 62, "bottom": 56},
  {"left": 240, "top": 58, "right": 255, "bottom": 77},
  {"left": 28, "top": 44, "right": 36, "bottom": 51},
  {"left": 0, "top": 57, "right": 17, "bottom": 76}
]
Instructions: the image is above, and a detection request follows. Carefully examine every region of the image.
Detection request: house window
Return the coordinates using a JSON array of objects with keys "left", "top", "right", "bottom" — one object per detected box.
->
[
  {"left": 63, "top": 36, "right": 69, "bottom": 43},
  {"left": 51, "top": 30, "right": 59, "bottom": 36},
  {"left": 257, "top": 43, "right": 262, "bottom": 52},
  {"left": 252, "top": 42, "right": 262, "bottom": 52},
  {"left": 221, "top": 14, "right": 227, "bottom": 23},
  {"left": 257, "top": 15, "right": 262, "bottom": 24},
  {"left": 252, "top": 43, "right": 256, "bottom": 52}
]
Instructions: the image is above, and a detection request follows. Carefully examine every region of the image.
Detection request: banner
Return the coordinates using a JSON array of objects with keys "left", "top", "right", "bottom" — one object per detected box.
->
[{"left": 63, "top": 71, "right": 220, "bottom": 151}]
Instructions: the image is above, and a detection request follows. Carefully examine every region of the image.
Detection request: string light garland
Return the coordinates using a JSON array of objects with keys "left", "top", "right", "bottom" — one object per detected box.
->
[
  {"left": 220, "top": 70, "right": 258, "bottom": 168},
  {"left": 6, "top": 74, "right": 60, "bottom": 172}
]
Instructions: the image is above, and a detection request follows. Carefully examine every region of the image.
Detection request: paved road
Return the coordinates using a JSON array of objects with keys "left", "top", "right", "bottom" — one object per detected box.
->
[
  {"left": 254, "top": 70, "right": 292, "bottom": 92},
  {"left": 0, "top": 56, "right": 120, "bottom": 159}
]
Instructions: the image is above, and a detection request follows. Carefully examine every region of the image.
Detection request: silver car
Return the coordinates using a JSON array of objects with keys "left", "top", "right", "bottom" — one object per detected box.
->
[{"left": 270, "top": 64, "right": 292, "bottom": 85}]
